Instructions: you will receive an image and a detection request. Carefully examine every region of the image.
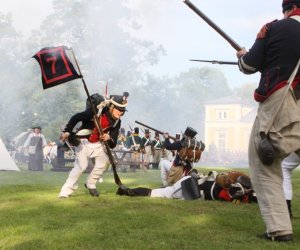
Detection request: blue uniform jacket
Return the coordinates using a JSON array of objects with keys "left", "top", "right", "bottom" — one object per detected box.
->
[
  {"left": 164, "top": 138, "right": 192, "bottom": 170},
  {"left": 238, "top": 15, "right": 300, "bottom": 102}
]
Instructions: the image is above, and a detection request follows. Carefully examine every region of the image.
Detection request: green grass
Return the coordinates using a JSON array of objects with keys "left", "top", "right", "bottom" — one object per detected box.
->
[{"left": 0, "top": 164, "right": 299, "bottom": 250}]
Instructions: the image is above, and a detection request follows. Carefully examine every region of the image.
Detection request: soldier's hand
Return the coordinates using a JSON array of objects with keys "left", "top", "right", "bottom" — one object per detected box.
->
[
  {"left": 60, "top": 132, "right": 70, "bottom": 141},
  {"left": 100, "top": 133, "right": 110, "bottom": 142},
  {"left": 163, "top": 132, "right": 169, "bottom": 139},
  {"left": 236, "top": 47, "right": 247, "bottom": 58}
]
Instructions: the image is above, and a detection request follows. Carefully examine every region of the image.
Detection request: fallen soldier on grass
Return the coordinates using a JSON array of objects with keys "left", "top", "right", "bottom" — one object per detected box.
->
[{"left": 116, "top": 170, "right": 257, "bottom": 203}]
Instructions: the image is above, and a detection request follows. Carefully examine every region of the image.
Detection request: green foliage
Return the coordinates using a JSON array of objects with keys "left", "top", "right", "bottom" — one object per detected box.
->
[
  {"left": 0, "top": 1, "right": 252, "bottom": 146},
  {"left": 0, "top": 1, "right": 164, "bottom": 141},
  {"left": 233, "top": 82, "right": 258, "bottom": 107},
  {"left": 125, "top": 67, "right": 233, "bottom": 137},
  {"left": 175, "top": 67, "right": 232, "bottom": 137},
  {"left": 0, "top": 166, "right": 299, "bottom": 249}
]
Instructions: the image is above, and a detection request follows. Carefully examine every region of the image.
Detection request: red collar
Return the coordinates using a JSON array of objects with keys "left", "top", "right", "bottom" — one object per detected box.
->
[{"left": 288, "top": 9, "right": 300, "bottom": 17}]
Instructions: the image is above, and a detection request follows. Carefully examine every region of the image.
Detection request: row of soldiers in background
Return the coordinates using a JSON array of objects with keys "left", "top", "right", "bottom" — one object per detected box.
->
[{"left": 116, "top": 127, "right": 181, "bottom": 171}]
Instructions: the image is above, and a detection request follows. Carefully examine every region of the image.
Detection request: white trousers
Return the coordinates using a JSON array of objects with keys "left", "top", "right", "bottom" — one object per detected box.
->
[
  {"left": 159, "top": 159, "right": 172, "bottom": 187},
  {"left": 151, "top": 176, "right": 190, "bottom": 199},
  {"left": 59, "top": 140, "right": 109, "bottom": 196},
  {"left": 282, "top": 152, "right": 300, "bottom": 200},
  {"left": 144, "top": 145, "right": 152, "bottom": 163}
]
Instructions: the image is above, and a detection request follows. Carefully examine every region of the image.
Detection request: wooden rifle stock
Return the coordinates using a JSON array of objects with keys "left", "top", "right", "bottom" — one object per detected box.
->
[
  {"left": 135, "top": 121, "right": 176, "bottom": 141},
  {"left": 183, "top": 0, "right": 242, "bottom": 51}
]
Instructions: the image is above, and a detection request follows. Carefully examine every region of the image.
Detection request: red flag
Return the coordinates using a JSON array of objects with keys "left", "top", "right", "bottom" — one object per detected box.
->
[{"left": 33, "top": 46, "right": 81, "bottom": 89}]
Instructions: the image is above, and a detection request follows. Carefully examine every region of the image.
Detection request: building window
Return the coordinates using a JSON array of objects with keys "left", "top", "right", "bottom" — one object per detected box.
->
[
  {"left": 218, "top": 132, "right": 226, "bottom": 151},
  {"left": 217, "top": 111, "right": 227, "bottom": 120}
]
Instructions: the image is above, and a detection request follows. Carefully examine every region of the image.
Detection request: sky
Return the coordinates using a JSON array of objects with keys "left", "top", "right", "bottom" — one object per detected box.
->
[{"left": 1, "top": 0, "right": 284, "bottom": 89}]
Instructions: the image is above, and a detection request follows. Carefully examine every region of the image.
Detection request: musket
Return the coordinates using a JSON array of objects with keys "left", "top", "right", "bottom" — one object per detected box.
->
[
  {"left": 135, "top": 121, "right": 176, "bottom": 141},
  {"left": 65, "top": 141, "right": 75, "bottom": 155},
  {"left": 129, "top": 125, "right": 144, "bottom": 134},
  {"left": 129, "top": 125, "right": 133, "bottom": 132},
  {"left": 190, "top": 59, "right": 237, "bottom": 65},
  {"left": 183, "top": 0, "right": 242, "bottom": 51}
]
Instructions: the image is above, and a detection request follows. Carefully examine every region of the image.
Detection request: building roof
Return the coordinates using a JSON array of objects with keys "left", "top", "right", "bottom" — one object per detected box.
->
[
  {"left": 205, "top": 96, "right": 248, "bottom": 105},
  {"left": 240, "top": 108, "right": 257, "bottom": 123}
]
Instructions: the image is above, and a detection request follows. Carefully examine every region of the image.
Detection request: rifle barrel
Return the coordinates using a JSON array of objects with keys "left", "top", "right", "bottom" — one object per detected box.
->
[
  {"left": 135, "top": 121, "right": 176, "bottom": 141},
  {"left": 190, "top": 59, "right": 238, "bottom": 65},
  {"left": 183, "top": 0, "right": 242, "bottom": 51}
]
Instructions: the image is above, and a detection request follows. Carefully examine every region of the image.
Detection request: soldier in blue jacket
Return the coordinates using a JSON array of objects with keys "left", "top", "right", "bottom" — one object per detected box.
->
[
  {"left": 163, "top": 127, "right": 204, "bottom": 185},
  {"left": 236, "top": 0, "right": 300, "bottom": 242}
]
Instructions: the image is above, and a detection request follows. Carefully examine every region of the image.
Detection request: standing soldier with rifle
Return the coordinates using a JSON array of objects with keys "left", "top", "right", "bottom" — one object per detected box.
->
[
  {"left": 116, "top": 127, "right": 129, "bottom": 173},
  {"left": 59, "top": 93, "right": 128, "bottom": 198},
  {"left": 151, "top": 132, "right": 163, "bottom": 170},
  {"left": 184, "top": 0, "right": 300, "bottom": 241},
  {"left": 127, "top": 127, "right": 142, "bottom": 172},
  {"left": 117, "top": 128, "right": 127, "bottom": 150},
  {"left": 140, "top": 129, "right": 152, "bottom": 170},
  {"left": 235, "top": 0, "right": 300, "bottom": 242}
]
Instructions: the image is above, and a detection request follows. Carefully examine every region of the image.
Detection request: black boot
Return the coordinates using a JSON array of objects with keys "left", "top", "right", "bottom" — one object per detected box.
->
[
  {"left": 116, "top": 185, "right": 151, "bottom": 196},
  {"left": 84, "top": 183, "right": 99, "bottom": 197},
  {"left": 286, "top": 200, "right": 292, "bottom": 218},
  {"left": 116, "top": 185, "right": 131, "bottom": 196}
]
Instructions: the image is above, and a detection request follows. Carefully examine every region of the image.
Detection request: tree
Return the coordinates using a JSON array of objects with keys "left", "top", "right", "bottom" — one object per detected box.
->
[
  {"left": 0, "top": 12, "right": 27, "bottom": 139},
  {"left": 123, "top": 67, "right": 233, "bottom": 138},
  {"left": 9, "top": 0, "right": 164, "bottom": 140},
  {"left": 172, "top": 67, "right": 232, "bottom": 138},
  {"left": 232, "top": 82, "right": 258, "bottom": 107}
]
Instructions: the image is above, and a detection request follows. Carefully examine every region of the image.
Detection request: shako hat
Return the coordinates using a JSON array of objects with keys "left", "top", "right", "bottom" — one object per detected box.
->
[
  {"left": 282, "top": 0, "right": 300, "bottom": 11},
  {"left": 32, "top": 125, "right": 42, "bottom": 130},
  {"left": 110, "top": 92, "right": 129, "bottom": 111},
  {"left": 144, "top": 129, "right": 150, "bottom": 134},
  {"left": 134, "top": 127, "right": 139, "bottom": 134},
  {"left": 184, "top": 127, "right": 197, "bottom": 138}
]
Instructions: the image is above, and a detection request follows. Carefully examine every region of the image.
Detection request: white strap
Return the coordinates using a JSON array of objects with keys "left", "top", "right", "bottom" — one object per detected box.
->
[
  {"left": 290, "top": 15, "right": 300, "bottom": 23},
  {"left": 154, "top": 140, "right": 160, "bottom": 149},
  {"left": 145, "top": 138, "right": 150, "bottom": 145},
  {"left": 210, "top": 182, "right": 216, "bottom": 200},
  {"left": 131, "top": 134, "right": 137, "bottom": 146}
]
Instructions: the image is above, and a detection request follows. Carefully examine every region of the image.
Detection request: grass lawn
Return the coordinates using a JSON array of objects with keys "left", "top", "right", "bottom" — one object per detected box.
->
[{"left": 0, "top": 164, "right": 299, "bottom": 250}]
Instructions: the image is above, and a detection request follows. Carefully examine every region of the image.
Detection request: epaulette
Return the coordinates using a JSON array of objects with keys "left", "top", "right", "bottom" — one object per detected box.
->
[{"left": 256, "top": 19, "right": 277, "bottom": 40}]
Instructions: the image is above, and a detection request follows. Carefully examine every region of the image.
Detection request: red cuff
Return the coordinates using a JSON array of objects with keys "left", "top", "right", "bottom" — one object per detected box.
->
[{"left": 218, "top": 189, "right": 232, "bottom": 201}]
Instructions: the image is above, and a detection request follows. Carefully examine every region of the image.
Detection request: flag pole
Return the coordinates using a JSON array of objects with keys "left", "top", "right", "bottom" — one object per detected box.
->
[
  {"left": 69, "top": 48, "right": 122, "bottom": 186},
  {"left": 105, "top": 81, "right": 108, "bottom": 98}
]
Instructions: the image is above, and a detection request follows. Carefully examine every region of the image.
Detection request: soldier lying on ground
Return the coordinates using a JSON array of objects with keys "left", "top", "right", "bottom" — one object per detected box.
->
[{"left": 116, "top": 170, "right": 257, "bottom": 203}]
